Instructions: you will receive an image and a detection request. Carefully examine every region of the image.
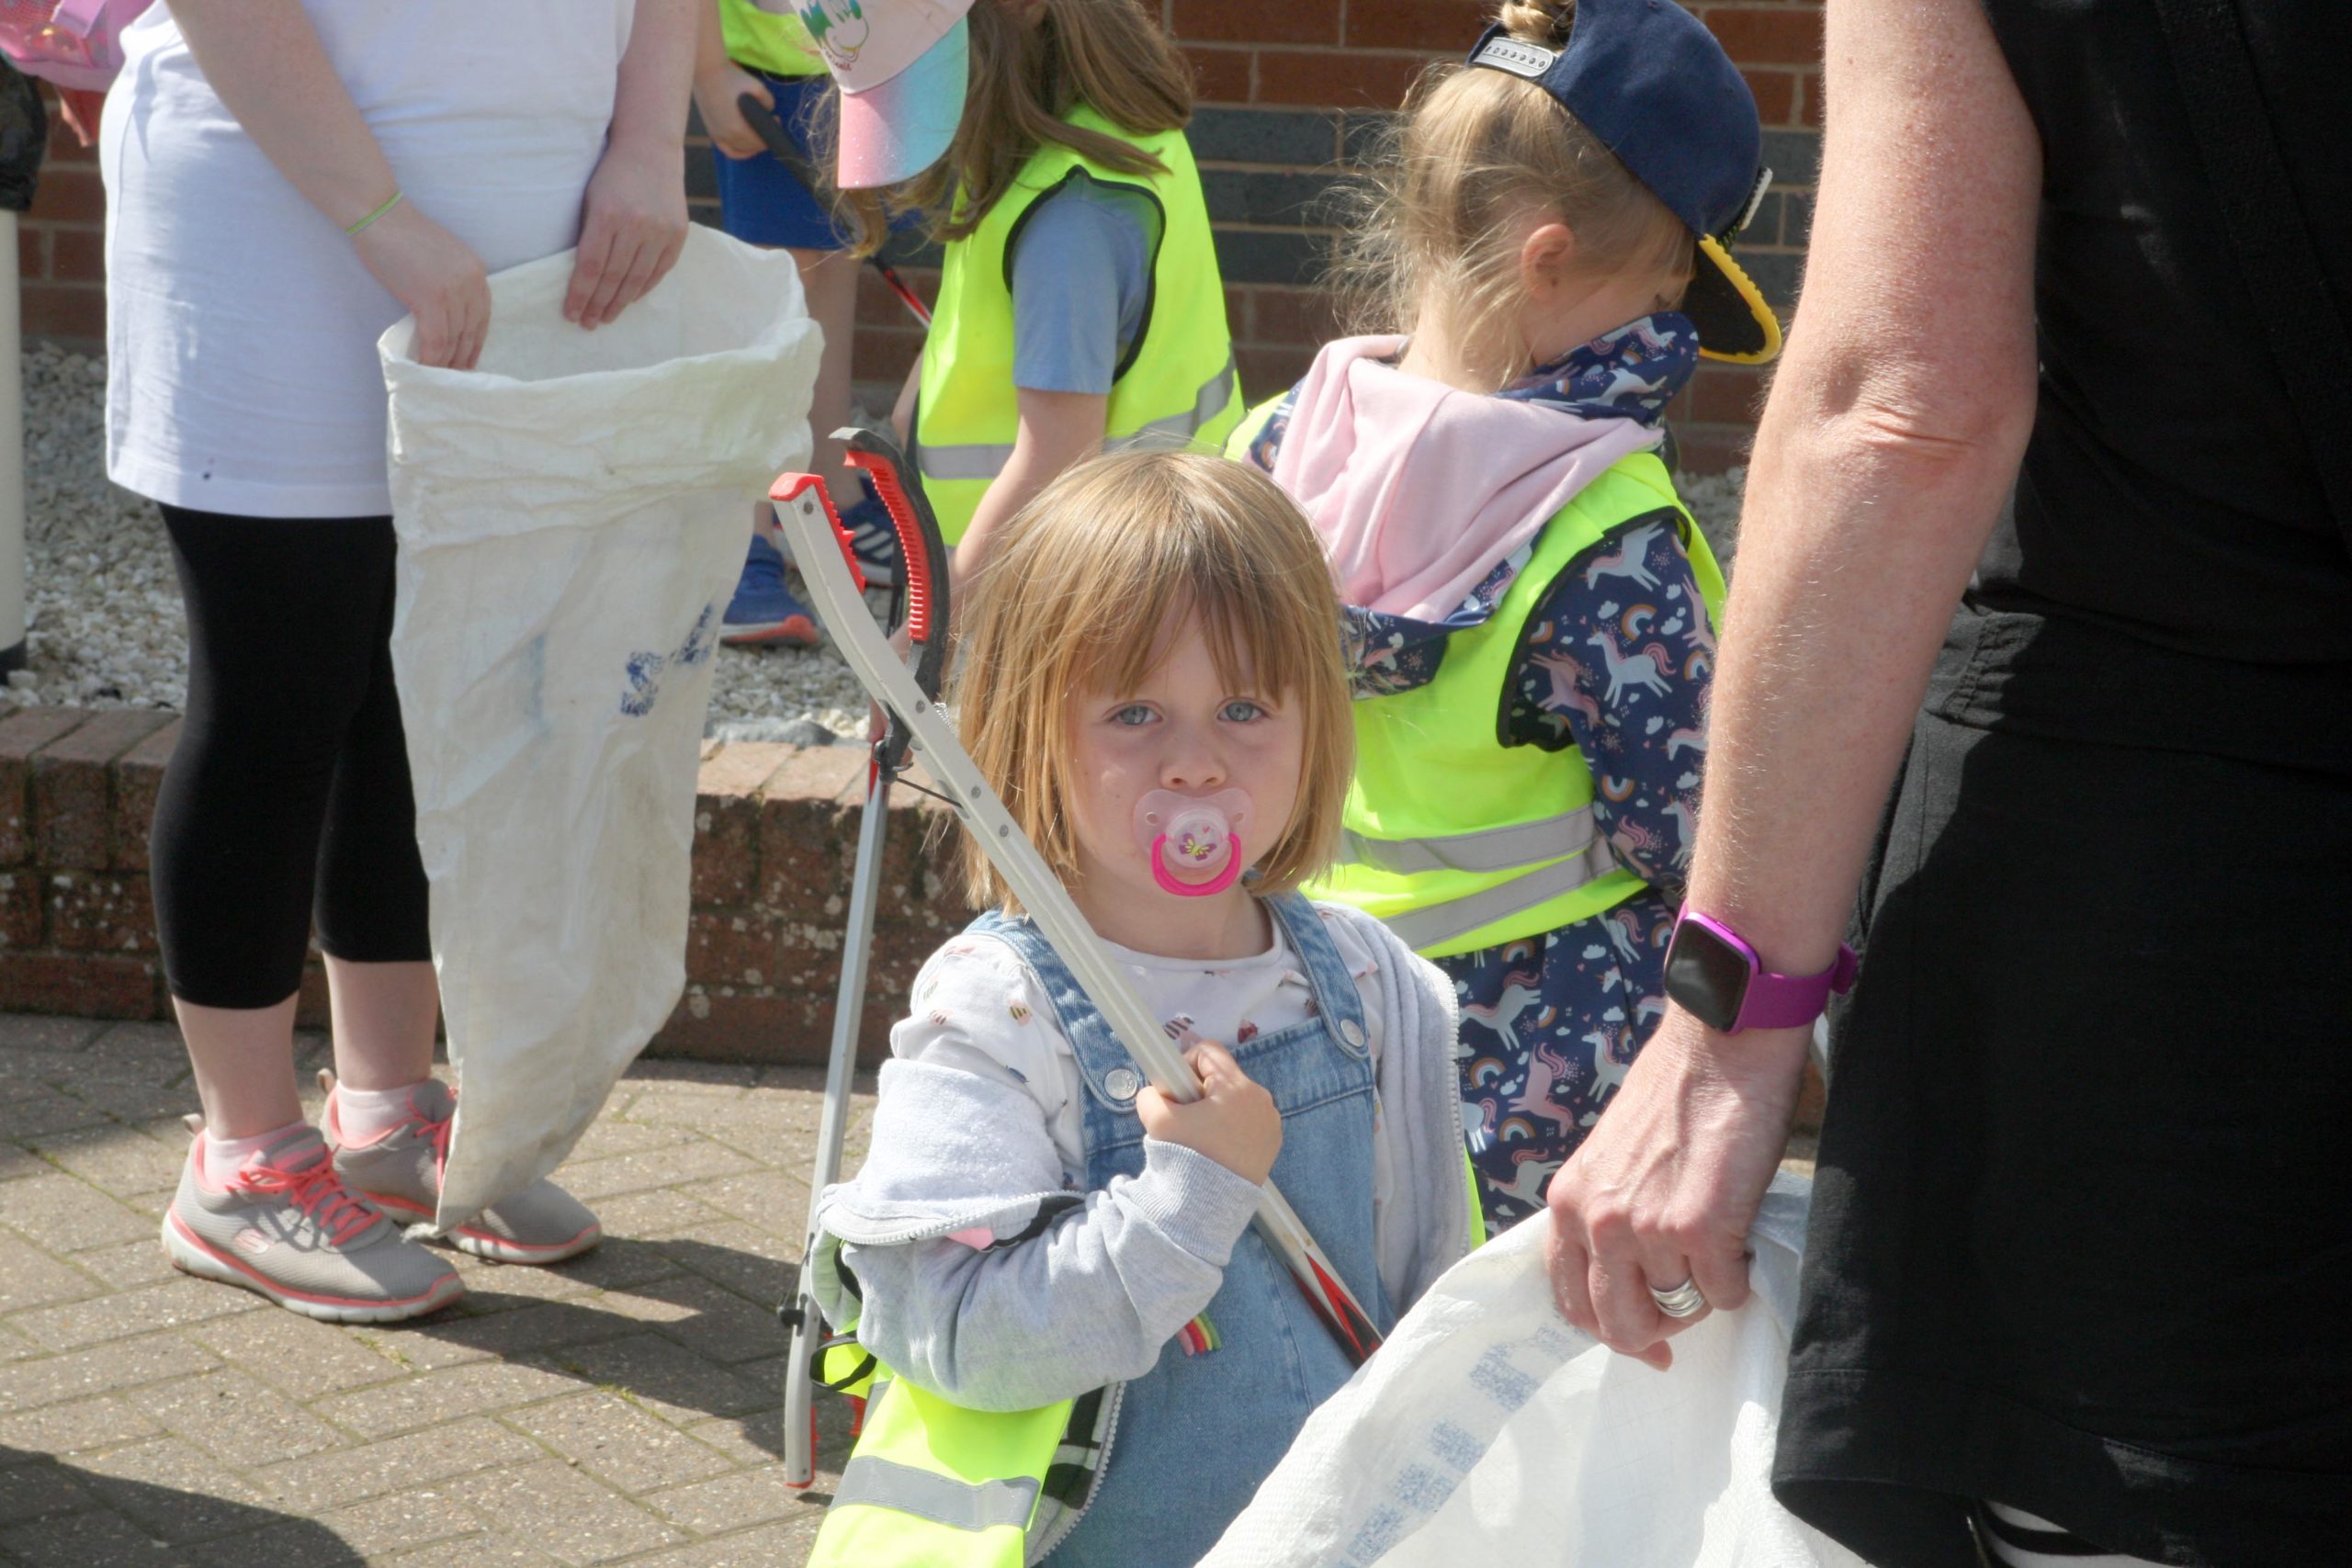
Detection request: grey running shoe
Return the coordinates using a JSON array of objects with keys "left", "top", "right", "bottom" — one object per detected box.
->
[
  {"left": 162, "top": 1120, "right": 465, "bottom": 1324},
  {"left": 321, "top": 1072, "right": 603, "bottom": 1265}
]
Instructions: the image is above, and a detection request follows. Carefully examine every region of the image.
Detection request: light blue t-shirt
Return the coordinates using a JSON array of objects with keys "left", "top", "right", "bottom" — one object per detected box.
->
[{"left": 1007, "top": 174, "right": 1161, "bottom": 396}]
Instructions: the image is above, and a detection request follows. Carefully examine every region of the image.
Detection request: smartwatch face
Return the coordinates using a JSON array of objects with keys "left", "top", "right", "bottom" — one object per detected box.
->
[{"left": 1664, "top": 919, "right": 1752, "bottom": 1033}]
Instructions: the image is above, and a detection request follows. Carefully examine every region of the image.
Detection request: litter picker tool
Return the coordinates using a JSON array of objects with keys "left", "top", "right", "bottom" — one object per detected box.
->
[
  {"left": 774, "top": 427, "right": 950, "bottom": 1489},
  {"left": 770, "top": 434, "right": 1385, "bottom": 1412},
  {"left": 736, "top": 95, "right": 932, "bottom": 327}
]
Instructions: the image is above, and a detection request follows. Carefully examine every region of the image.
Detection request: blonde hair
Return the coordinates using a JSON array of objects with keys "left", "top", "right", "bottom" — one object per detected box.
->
[
  {"left": 1335, "top": 0, "right": 1695, "bottom": 388},
  {"left": 951, "top": 452, "right": 1354, "bottom": 913},
  {"left": 821, "top": 0, "right": 1193, "bottom": 256}
]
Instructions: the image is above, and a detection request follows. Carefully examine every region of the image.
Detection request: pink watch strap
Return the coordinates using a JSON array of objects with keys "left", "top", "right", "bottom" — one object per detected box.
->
[{"left": 1733, "top": 940, "right": 1860, "bottom": 1031}]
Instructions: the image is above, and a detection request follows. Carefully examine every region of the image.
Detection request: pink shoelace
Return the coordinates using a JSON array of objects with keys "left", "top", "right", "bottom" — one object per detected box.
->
[{"left": 231, "top": 1153, "right": 379, "bottom": 1247}]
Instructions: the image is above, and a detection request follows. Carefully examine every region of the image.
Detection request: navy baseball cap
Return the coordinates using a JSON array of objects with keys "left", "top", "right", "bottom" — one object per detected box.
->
[{"left": 1468, "top": 0, "right": 1781, "bottom": 363}]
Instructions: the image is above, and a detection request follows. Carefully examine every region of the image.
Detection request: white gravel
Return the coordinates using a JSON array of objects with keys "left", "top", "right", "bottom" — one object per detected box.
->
[
  {"left": 10, "top": 343, "right": 875, "bottom": 740},
  {"left": 7, "top": 341, "right": 1746, "bottom": 734}
]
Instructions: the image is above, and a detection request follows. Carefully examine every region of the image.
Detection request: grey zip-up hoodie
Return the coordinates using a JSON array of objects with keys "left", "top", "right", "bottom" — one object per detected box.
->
[{"left": 808, "top": 901, "right": 1476, "bottom": 1415}]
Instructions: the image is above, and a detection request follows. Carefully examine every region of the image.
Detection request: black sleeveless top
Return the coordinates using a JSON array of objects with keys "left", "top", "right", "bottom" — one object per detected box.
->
[{"left": 1975, "top": 0, "right": 2352, "bottom": 664}]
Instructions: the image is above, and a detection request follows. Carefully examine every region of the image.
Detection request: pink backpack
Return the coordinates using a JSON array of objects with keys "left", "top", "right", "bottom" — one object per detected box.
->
[{"left": 0, "top": 0, "right": 153, "bottom": 93}]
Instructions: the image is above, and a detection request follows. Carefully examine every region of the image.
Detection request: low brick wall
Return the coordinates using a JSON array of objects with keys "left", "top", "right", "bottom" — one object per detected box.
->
[{"left": 0, "top": 705, "right": 974, "bottom": 1065}]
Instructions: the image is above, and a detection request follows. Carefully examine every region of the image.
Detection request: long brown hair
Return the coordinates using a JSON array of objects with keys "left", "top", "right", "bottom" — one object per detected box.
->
[
  {"left": 1332, "top": 0, "right": 1694, "bottom": 388},
  {"left": 819, "top": 0, "right": 1194, "bottom": 256},
  {"left": 952, "top": 452, "right": 1353, "bottom": 914}
]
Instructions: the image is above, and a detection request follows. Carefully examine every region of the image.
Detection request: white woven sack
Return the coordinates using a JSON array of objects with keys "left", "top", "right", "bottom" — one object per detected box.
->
[
  {"left": 379, "top": 228, "right": 820, "bottom": 1229},
  {"left": 1202, "top": 1174, "right": 1861, "bottom": 1568}
]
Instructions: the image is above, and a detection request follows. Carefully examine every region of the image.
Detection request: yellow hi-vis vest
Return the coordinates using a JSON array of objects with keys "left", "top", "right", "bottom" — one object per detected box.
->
[
  {"left": 1228, "top": 401, "right": 1724, "bottom": 958},
  {"left": 913, "top": 104, "right": 1242, "bottom": 545},
  {"left": 718, "top": 0, "right": 824, "bottom": 77}
]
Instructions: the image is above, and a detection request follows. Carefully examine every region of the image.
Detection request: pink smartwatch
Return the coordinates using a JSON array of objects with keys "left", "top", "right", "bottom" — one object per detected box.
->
[{"left": 1663, "top": 909, "right": 1858, "bottom": 1033}]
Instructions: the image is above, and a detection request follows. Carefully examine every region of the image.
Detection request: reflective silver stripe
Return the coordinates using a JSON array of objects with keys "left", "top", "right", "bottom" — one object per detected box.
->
[
  {"left": 831, "top": 1455, "right": 1040, "bottom": 1534},
  {"left": 915, "top": 437, "right": 1018, "bottom": 482},
  {"left": 1105, "top": 355, "right": 1238, "bottom": 454},
  {"left": 917, "top": 357, "right": 1238, "bottom": 480},
  {"left": 1339, "top": 807, "right": 1598, "bottom": 875},
  {"left": 1378, "top": 840, "right": 1622, "bottom": 951}
]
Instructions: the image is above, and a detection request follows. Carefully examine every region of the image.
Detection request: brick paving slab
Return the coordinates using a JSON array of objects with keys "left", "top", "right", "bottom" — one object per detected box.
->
[{"left": 3, "top": 1014, "right": 870, "bottom": 1562}]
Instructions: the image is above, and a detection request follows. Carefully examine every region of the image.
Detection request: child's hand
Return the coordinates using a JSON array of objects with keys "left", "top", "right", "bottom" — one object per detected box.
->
[
  {"left": 693, "top": 61, "right": 774, "bottom": 163},
  {"left": 1135, "top": 1042, "right": 1282, "bottom": 1185}
]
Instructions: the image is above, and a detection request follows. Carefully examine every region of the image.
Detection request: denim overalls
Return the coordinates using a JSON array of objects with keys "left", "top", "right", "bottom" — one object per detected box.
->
[{"left": 971, "top": 892, "right": 1395, "bottom": 1568}]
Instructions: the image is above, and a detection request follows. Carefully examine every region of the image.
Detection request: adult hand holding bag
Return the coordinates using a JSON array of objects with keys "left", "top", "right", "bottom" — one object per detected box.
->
[{"left": 379, "top": 227, "right": 821, "bottom": 1231}]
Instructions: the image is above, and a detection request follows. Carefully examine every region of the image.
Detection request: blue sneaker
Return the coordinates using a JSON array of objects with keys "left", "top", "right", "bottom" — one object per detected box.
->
[
  {"left": 722, "top": 534, "right": 819, "bottom": 648},
  {"left": 835, "top": 492, "right": 902, "bottom": 589}
]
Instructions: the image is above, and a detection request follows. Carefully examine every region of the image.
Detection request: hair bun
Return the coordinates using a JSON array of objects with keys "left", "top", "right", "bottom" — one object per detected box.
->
[{"left": 1495, "top": 0, "right": 1575, "bottom": 50}]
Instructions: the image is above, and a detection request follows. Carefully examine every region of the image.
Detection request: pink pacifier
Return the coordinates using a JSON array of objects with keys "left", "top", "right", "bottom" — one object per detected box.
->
[{"left": 1134, "top": 788, "right": 1253, "bottom": 897}]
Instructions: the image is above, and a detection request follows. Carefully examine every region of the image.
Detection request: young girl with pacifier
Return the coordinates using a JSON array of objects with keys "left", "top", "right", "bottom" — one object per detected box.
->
[
  {"left": 796, "top": 0, "right": 1242, "bottom": 592},
  {"left": 1233, "top": 0, "right": 1782, "bottom": 1235},
  {"left": 805, "top": 453, "right": 1476, "bottom": 1568}
]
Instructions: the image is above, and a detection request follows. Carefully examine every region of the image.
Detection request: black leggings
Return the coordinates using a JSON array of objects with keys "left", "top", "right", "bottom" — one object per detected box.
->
[{"left": 151, "top": 505, "right": 431, "bottom": 1009}]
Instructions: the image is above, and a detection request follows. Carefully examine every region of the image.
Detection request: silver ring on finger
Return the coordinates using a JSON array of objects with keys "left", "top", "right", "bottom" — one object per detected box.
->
[{"left": 1648, "top": 1276, "right": 1707, "bottom": 1319}]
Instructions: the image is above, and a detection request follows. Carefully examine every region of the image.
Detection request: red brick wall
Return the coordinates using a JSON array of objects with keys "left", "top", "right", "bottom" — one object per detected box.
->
[{"left": 15, "top": 1, "right": 1821, "bottom": 471}]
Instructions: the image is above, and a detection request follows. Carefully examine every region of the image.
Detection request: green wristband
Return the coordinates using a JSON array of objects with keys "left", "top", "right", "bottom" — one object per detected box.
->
[{"left": 345, "top": 189, "right": 403, "bottom": 238}]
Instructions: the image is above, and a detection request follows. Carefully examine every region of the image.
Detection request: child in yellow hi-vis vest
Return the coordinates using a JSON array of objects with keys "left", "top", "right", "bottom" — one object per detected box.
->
[
  {"left": 1231, "top": 0, "right": 1782, "bottom": 1235},
  {"left": 796, "top": 0, "right": 1241, "bottom": 592},
  {"left": 805, "top": 455, "right": 1476, "bottom": 1568}
]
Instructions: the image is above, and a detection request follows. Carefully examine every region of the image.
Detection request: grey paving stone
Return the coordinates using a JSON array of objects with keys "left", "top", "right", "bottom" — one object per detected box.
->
[
  {"left": 0, "top": 1170, "right": 158, "bottom": 1259},
  {"left": 65, "top": 1235, "right": 176, "bottom": 1291},
  {"left": 573, "top": 1187, "right": 731, "bottom": 1240},
  {"left": 0, "top": 1503, "right": 187, "bottom": 1565},
  {"left": 536, "top": 1234, "right": 683, "bottom": 1294},
  {"left": 436, "top": 1248, "right": 605, "bottom": 1305},
  {"left": 76, "top": 1436, "right": 273, "bottom": 1543},
  {"left": 311, "top": 1487, "right": 486, "bottom": 1560},
  {"left": 0, "top": 1457, "right": 100, "bottom": 1525},
  {"left": 561, "top": 1117, "right": 699, "bottom": 1162},
  {"left": 128, "top": 1368, "right": 346, "bottom": 1466},
  {"left": 555, "top": 1141, "right": 758, "bottom": 1203},
  {"left": 23, "top": 1123, "right": 180, "bottom": 1199},
  {"left": 673, "top": 1168, "right": 808, "bottom": 1237},
  {"left": 619, "top": 1515, "right": 823, "bottom": 1567},
  {"left": 641, "top": 1465, "right": 804, "bottom": 1535},
  {"left": 630, "top": 1276, "right": 788, "bottom": 1368},
  {"left": 0, "top": 1139, "right": 47, "bottom": 1180},
  {"left": 0, "top": 1016, "right": 106, "bottom": 1053},
  {"left": 183, "top": 1516, "right": 371, "bottom": 1567},
  {"left": 389, "top": 1297, "right": 646, "bottom": 1371},
  {"left": 312, "top": 1359, "right": 578, "bottom": 1439},
  {"left": 450, "top": 1460, "right": 685, "bottom": 1565},
  {"left": 0, "top": 1331, "right": 217, "bottom": 1416},
  {"left": 548, "top": 1334, "right": 771, "bottom": 1425},
  {"left": 655, "top": 1223, "right": 796, "bottom": 1305},
  {"left": 0, "top": 1393, "right": 163, "bottom": 1455},
  {"left": 382, "top": 1530, "right": 560, "bottom": 1566},
  {"left": 503, "top": 1391, "right": 735, "bottom": 1494},
  {"left": 248, "top": 1417, "right": 539, "bottom": 1516},
  {"left": 12, "top": 1274, "right": 260, "bottom": 1351},
  {"left": 0, "top": 1089, "right": 114, "bottom": 1140},
  {"left": 185, "top": 1310, "right": 406, "bottom": 1401},
  {"left": 0, "top": 1232, "right": 102, "bottom": 1314}
]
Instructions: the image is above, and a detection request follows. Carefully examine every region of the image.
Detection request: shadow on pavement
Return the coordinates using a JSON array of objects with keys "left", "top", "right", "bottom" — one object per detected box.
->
[{"left": 0, "top": 1446, "right": 364, "bottom": 1566}]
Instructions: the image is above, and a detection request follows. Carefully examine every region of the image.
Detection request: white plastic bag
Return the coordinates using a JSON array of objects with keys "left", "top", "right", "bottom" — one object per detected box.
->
[
  {"left": 379, "top": 228, "right": 820, "bottom": 1228},
  {"left": 1201, "top": 1174, "right": 1860, "bottom": 1568}
]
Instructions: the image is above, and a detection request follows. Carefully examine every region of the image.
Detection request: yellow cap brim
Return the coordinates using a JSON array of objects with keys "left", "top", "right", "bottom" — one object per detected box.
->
[{"left": 1686, "top": 233, "right": 1783, "bottom": 364}]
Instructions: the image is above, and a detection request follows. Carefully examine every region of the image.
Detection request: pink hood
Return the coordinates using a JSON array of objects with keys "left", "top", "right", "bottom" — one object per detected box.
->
[{"left": 1272, "top": 335, "right": 1661, "bottom": 622}]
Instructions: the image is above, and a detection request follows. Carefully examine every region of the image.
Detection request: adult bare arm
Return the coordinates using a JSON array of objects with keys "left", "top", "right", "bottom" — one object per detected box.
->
[
  {"left": 567, "top": 0, "right": 696, "bottom": 328},
  {"left": 169, "top": 0, "right": 490, "bottom": 369},
  {"left": 1543, "top": 0, "right": 2043, "bottom": 1367}
]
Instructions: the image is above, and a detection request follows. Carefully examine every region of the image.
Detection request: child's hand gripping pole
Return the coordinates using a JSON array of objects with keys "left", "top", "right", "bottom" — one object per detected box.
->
[
  {"left": 772, "top": 433, "right": 953, "bottom": 1489},
  {"left": 769, "top": 432, "right": 1385, "bottom": 1370}
]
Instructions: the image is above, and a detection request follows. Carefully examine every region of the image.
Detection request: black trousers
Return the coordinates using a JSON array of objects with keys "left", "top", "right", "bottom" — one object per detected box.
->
[
  {"left": 1773, "top": 609, "right": 2352, "bottom": 1567},
  {"left": 150, "top": 504, "right": 431, "bottom": 1008}
]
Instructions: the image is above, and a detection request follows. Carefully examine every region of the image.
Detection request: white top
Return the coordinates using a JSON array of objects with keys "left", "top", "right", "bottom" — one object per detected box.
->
[
  {"left": 892, "top": 901, "right": 1394, "bottom": 1188},
  {"left": 100, "top": 1, "right": 636, "bottom": 518}
]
